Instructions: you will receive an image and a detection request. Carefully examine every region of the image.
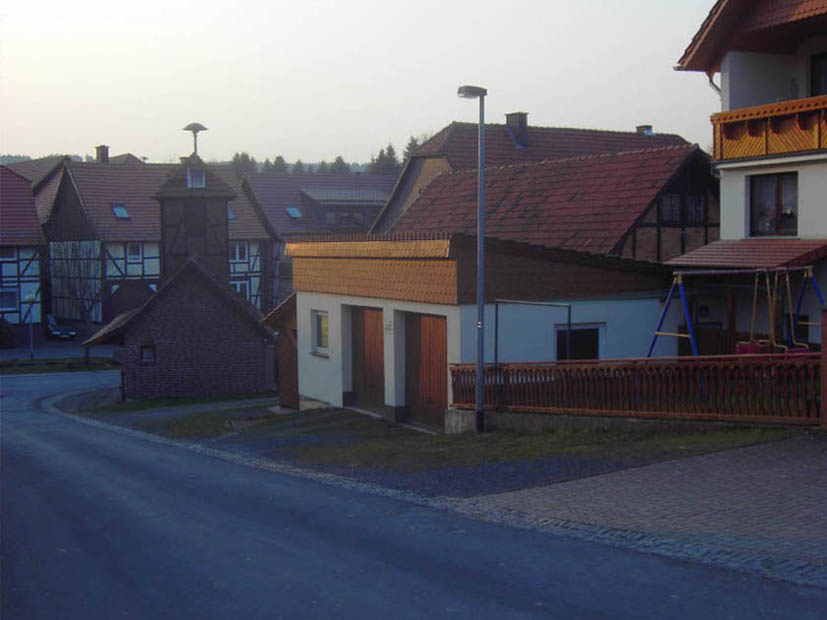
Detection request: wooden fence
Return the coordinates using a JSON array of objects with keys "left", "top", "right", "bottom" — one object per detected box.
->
[{"left": 450, "top": 353, "right": 821, "bottom": 426}]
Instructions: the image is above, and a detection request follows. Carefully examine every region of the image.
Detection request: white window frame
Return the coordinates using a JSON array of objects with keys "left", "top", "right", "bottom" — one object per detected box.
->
[
  {"left": 126, "top": 243, "right": 142, "bottom": 263},
  {"left": 186, "top": 168, "right": 206, "bottom": 189},
  {"left": 0, "top": 287, "right": 19, "bottom": 311},
  {"left": 231, "top": 242, "right": 248, "bottom": 263},
  {"left": 230, "top": 280, "right": 249, "bottom": 300},
  {"left": 311, "top": 310, "right": 329, "bottom": 355}
]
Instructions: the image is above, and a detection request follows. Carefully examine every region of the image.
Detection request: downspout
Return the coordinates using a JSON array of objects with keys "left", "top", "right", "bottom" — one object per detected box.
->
[{"left": 707, "top": 73, "right": 721, "bottom": 96}]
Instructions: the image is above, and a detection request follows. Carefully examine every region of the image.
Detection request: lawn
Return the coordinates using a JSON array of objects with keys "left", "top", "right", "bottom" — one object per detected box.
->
[{"left": 0, "top": 357, "right": 118, "bottom": 374}]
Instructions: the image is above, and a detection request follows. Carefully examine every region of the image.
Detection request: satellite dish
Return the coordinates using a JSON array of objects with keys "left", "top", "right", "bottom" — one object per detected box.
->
[{"left": 183, "top": 123, "right": 208, "bottom": 155}]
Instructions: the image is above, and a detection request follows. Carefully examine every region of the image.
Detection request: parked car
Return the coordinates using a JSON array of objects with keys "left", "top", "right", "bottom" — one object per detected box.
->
[{"left": 45, "top": 315, "right": 77, "bottom": 340}]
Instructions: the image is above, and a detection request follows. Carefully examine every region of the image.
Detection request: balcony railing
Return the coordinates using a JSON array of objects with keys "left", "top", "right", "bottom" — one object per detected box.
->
[{"left": 712, "top": 94, "right": 827, "bottom": 161}]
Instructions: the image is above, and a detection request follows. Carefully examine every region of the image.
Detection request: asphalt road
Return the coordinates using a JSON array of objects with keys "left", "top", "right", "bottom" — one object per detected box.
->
[{"left": 2, "top": 372, "right": 825, "bottom": 619}]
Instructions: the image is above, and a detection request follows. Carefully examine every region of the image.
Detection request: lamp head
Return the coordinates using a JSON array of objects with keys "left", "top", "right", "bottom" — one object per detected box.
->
[{"left": 457, "top": 85, "right": 487, "bottom": 99}]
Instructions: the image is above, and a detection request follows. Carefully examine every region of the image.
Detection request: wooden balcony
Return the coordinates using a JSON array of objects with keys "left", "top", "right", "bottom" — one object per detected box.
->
[{"left": 712, "top": 94, "right": 827, "bottom": 161}]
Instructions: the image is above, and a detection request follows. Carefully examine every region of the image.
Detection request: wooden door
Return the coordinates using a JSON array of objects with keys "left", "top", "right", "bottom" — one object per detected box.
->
[
  {"left": 406, "top": 313, "right": 447, "bottom": 427},
  {"left": 352, "top": 307, "right": 385, "bottom": 409}
]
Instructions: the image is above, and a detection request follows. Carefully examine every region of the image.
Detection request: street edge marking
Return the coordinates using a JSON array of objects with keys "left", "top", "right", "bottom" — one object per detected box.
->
[{"left": 40, "top": 390, "right": 827, "bottom": 590}]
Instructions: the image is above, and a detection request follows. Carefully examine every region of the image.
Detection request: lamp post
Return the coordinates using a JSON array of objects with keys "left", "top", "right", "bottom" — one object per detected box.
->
[
  {"left": 457, "top": 84, "right": 487, "bottom": 432},
  {"left": 23, "top": 293, "right": 36, "bottom": 361}
]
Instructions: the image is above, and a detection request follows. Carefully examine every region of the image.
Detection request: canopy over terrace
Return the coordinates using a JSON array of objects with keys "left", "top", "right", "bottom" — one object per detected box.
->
[{"left": 658, "top": 239, "right": 827, "bottom": 355}]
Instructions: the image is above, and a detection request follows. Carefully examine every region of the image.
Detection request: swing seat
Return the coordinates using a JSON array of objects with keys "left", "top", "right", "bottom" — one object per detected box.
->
[{"left": 735, "top": 341, "right": 764, "bottom": 355}]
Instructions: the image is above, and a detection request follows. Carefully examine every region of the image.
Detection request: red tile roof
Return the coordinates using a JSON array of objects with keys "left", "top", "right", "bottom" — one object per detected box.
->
[
  {"left": 65, "top": 162, "right": 269, "bottom": 242},
  {"left": 415, "top": 122, "right": 688, "bottom": 170},
  {"left": 244, "top": 173, "right": 397, "bottom": 238},
  {"left": 391, "top": 144, "right": 699, "bottom": 255},
  {"left": 666, "top": 238, "right": 827, "bottom": 268},
  {"left": 0, "top": 167, "right": 45, "bottom": 246},
  {"left": 677, "top": 0, "right": 827, "bottom": 72},
  {"left": 33, "top": 171, "right": 63, "bottom": 224},
  {"left": 66, "top": 162, "right": 176, "bottom": 241},
  {"left": 6, "top": 155, "right": 70, "bottom": 189}
]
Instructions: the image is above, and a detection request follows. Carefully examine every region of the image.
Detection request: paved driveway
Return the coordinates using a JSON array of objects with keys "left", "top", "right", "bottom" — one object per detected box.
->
[
  {"left": 3, "top": 371, "right": 825, "bottom": 619},
  {"left": 458, "top": 434, "right": 827, "bottom": 588}
]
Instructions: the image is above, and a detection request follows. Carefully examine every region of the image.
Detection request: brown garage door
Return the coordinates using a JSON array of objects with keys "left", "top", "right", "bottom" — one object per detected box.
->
[
  {"left": 352, "top": 306, "right": 385, "bottom": 409},
  {"left": 406, "top": 313, "right": 447, "bottom": 427}
]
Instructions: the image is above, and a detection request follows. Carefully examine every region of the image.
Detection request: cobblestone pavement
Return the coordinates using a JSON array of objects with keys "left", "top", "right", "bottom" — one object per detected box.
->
[{"left": 453, "top": 433, "right": 827, "bottom": 588}]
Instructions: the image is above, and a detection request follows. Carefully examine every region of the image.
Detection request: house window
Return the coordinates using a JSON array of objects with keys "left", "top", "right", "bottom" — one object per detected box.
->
[
  {"left": 231, "top": 242, "right": 248, "bottom": 263},
  {"left": 0, "top": 288, "right": 18, "bottom": 311},
  {"left": 111, "top": 203, "right": 130, "bottom": 219},
  {"left": 140, "top": 345, "right": 156, "bottom": 364},
  {"left": 230, "top": 280, "right": 249, "bottom": 300},
  {"left": 659, "top": 194, "right": 682, "bottom": 223},
  {"left": 312, "top": 310, "right": 329, "bottom": 353},
  {"left": 556, "top": 326, "right": 600, "bottom": 360},
  {"left": 812, "top": 53, "right": 827, "bottom": 96},
  {"left": 186, "top": 168, "right": 206, "bottom": 189},
  {"left": 286, "top": 206, "right": 302, "bottom": 219},
  {"left": 126, "top": 243, "right": 142, "bottom": 262},
  {"left": 227, "top": 204, "right": 235, "bottom": 220},
  {"left": 0, "top": 247, "right": 14, "bottom": 260},
  {"left": 749, "top": 173, "right": 797, "bottom": 236},
  {"left": 686, "top": 195, "right": 705, "bottom": 224}
]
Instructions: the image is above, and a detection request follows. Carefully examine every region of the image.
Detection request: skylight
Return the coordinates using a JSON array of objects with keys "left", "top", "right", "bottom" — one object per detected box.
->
[
  {"left": 286, "top": 206, "right": 302, "bottom": 219},
  {"left": 111, "top": 203, "right": 129, "bottom": 219}
]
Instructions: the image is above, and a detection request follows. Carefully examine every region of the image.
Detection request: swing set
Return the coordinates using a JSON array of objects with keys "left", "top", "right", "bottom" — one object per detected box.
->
[{"left": 647, "top": 266, "right": 824, "bottom": 358}]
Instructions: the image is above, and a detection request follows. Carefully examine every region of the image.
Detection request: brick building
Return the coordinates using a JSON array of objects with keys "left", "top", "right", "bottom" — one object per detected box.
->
[
  {"left": 85, "top": 151, "right": 274, "bottom": 400},
  {"left": 85, "top": 258, "right": 273, "bottom": 399}
]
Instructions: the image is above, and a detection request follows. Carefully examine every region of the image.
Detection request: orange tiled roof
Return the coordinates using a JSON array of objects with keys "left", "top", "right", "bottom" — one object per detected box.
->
[
  {"left": 415, "top": 122, "right": 688, "bottom": 171},
  {"left": 0, "top": 166, "right": 45, "bottom": 246},
  {"left": 678, "top": 0, "right": 827, "bottom": 72},
  {"left": 667, "top": 238, "right": 827, "bottom": 268},
  {"left": 391, "top": 144, "right": 700, "bottom": 256}
]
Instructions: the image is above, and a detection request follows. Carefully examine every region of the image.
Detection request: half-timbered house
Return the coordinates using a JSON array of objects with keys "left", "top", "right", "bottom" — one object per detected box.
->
[{"left": 0, "top": 167, "right": 45, "bottom": 334}]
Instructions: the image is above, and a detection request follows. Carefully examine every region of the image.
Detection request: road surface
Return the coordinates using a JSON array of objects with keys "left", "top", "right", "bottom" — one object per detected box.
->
[{"left": 2, "top": 371, "right": 824, "bottom": 618}]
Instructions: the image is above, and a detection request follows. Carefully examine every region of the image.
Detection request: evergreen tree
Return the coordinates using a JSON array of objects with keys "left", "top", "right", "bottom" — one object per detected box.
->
[
  {"left": 292, "top": 159, "right": 305, "bottom": 174},
  {"left": 330, "top": 156, "right": 350, "bottom": 174},
  {"left": 231, "top": 152, "right": 258, "bottom": 179},
  {"left": 403, "top": 136, "right": 420, "bottom": 163},
  {"left": 262, "top": 158, "right": 273, "bottom": 171},
  {"left": 316, "top": 160, "right": 330, "bottom": 174},
  {"left": 272, "top": 156, "right": 288, "bottom": 173}
]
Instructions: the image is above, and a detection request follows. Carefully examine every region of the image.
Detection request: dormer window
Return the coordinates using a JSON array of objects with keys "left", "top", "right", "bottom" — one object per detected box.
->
[
  {"left": 227, "top": 204, "right": 235, "bottom": 220},
  {"left": 186, "top": 167, "right": 206, "bottom": 189},
  {"left": 111, "top": 203, "right": 129, "bottom": 219},
  {"left": 286, "top": 206, "right": 302, "bottom": 219}
]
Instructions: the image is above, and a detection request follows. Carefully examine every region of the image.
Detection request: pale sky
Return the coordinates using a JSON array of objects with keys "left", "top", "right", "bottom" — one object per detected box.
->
[{"left": 0, "top": 0, "right": 719, "bottom": 164}]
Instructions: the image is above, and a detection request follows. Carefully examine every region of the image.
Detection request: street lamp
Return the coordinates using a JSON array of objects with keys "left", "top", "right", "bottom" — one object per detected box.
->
[{"left": 457, "top": 84, "right": 487, "bottom": 433}]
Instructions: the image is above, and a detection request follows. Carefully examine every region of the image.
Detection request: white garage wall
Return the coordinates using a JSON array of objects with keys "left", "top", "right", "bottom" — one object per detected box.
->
[
  {"left": 458, "top": 294, "right": 681, "bottom": 363},
  {"left": 296, "top": 292, "right": 460, "bottom": 408}
]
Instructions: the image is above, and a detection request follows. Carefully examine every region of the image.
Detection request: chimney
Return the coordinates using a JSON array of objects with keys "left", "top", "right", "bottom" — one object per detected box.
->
[
  {"left": 95, "top": 144, "right": 110, "bottom": 163},
  {"left": 636, "top": 124, "right": 654, "bottom": 136},
  {"left": 505, "top": 112, "right": 529, "bottom": 147}
]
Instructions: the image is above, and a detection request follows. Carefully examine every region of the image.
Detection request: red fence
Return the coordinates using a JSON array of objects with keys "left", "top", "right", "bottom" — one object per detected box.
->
[{"left": 450, "top": 353, "right": 821, "bottom": 426}]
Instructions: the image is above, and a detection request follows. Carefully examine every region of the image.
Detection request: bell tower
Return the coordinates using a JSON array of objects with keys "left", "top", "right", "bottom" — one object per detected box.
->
[{"left": 155, "top": 124, "right": 235, "bottom": 282}]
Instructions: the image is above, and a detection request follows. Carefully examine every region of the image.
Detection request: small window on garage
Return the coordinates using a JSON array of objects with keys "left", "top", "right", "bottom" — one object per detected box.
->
[
  {"left": 0, "top": 288, "right": 18, "bottom": 311},
  {"left": 140, "top": 345, "right": 156, "bottom": 364},
  {"left": 556, "top": 326, "right": 601, "bottom": 360},
  {"left": 311, "top": 310, "right": 328, "bottom": 354}
]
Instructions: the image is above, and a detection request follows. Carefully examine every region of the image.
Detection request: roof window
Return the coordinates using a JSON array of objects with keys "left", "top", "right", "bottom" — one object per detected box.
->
[
  {"left": 286, "top": 206, "right": 302, "bottom": 219},
  {"left": 111, "top": 203, "right": 130, "bottom": 219},
  {"left": 186, "top": 167, "right": 206, "bottom": 189},
  {"left": 227, "top": 204, "right": 235, "bottom": 220}
]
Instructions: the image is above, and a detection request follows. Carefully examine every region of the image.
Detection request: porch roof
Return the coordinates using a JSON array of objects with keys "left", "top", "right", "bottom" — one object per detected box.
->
[{"left": 666, "top": 238, "right": 827, "bottom": 269}]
